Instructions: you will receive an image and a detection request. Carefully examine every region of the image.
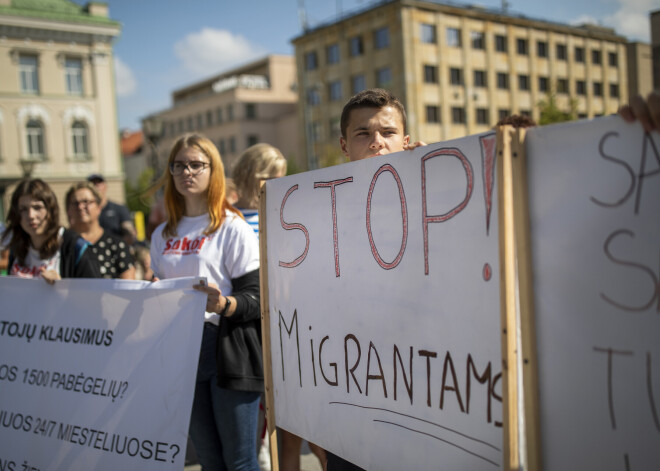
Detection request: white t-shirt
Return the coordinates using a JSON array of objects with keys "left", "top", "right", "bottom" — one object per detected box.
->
[
  {"left": 150, "top": 211, "right": 259, "bottom": 324},
  {"left": 9, "top": 227, "right": 64, "bottom": 278}
]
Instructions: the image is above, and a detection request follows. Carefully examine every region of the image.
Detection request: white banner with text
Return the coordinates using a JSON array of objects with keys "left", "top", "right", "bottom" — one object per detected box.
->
[
  {"left": 0, "top": 276, "right": 205, "bottom": 471},
  {"left": 265, "top": 133, "right": 502, "bottom": 470}
]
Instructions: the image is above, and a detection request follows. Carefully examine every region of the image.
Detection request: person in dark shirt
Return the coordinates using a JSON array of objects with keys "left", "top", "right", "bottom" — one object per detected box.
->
[{"left": 87, "top": 174, "right": 137, "bottom": 245}]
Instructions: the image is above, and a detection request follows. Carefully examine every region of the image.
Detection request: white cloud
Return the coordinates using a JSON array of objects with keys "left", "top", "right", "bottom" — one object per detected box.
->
[
  {"left": 173, "top": 28, "right": 266, "bottom": 78},
  {"left": 114, "top": 56, "right": 137, "bottom": 97},
  {"left": 603, "top": 0, "right": 652, "bottom": 41}
]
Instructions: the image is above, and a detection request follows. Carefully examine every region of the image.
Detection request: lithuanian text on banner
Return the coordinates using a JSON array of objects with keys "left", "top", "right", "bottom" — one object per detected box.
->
[{"left": 0, "top": 277, "right": 205, "bottom": 471}]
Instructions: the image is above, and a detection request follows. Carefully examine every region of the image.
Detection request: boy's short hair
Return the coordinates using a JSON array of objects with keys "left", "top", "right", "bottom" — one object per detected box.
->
[{"left": 340, "top": 88, "right": 407, "bottom": 138}]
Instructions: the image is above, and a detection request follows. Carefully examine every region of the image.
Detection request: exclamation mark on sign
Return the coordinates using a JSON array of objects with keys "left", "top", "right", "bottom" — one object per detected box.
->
[{"left": 480, "top": 133, "right": 497, "bottom": 282}]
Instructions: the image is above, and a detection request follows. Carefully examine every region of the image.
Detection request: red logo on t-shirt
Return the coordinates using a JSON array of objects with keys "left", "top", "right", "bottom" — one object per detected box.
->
[
  {"left": 10, "top": 263, "right": 43, "bottom": 278},
  {"left": 163, "top": 236, "right": 207, "bottom": 255}
]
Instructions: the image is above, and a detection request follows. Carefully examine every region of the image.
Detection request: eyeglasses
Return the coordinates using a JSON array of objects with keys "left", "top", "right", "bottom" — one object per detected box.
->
[
  {"left": 169, "top": 161, "right": 210, "bottom": 176},
  {"left": 68, "top": 199, "right": 97, "bottom": 208}
]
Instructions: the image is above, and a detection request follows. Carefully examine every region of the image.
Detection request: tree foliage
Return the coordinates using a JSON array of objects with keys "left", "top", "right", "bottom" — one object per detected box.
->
[
  {"left": 124, "top": 167, "right": 155, "bottom": 216},
  {"left": 537, "top": 92, "right": 578, "bottom": 126}
]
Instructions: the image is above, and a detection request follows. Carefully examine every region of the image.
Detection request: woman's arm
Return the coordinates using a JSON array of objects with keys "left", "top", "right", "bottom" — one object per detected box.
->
[{"left": 193, "top": 269, "right": 260, "bottom": 322}]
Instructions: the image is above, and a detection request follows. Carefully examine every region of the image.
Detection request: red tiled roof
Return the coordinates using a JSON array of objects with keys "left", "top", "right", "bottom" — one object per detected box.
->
[{"left": 121, "top": 130, "right": 144, "bottom": 156}]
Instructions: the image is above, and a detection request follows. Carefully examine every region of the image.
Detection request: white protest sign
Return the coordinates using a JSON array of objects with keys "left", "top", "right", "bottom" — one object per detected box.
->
[
  {"left": 526, "top": 117, "right": 660, "bottom": 469},
  {"left": 0, "top": 277, "right": 205, "bottom": 471},
  {"left": 265, "top": 133, "right": 503, "bottom": 469}
]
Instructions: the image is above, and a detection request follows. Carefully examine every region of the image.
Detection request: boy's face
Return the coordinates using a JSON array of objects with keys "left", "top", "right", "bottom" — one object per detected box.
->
[{"left": 340, "top": 106, "right": 410, "bottom": 162}]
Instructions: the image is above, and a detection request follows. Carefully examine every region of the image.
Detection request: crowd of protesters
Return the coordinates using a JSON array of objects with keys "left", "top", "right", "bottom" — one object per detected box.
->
[{"left": 1, "top": 90, "right": 658, "bottom": 471}]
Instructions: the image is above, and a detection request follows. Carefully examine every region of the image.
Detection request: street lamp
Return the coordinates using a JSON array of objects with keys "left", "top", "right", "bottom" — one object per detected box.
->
[
  {"left": 19, "top": 159, "right": 36, "bottom": 179},
  {"left": 142, "top": 115, "right": 164, "bottom": 178}
]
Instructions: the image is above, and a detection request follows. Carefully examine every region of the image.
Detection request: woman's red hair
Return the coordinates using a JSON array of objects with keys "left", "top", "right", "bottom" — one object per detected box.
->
[{"left": 160, "top": 134, "right": 241, "bottom": 238}]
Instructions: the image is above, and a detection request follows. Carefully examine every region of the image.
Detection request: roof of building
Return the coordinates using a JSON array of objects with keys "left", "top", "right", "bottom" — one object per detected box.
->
[
  {"left": 0, "top": 0, "right": 119, "bottom": 27},
  {"left": 291, "top": 0, "right": 625, "bottom": 43},
  {"left": 121, "top": 130, "right": 144, "bottom": 156}
]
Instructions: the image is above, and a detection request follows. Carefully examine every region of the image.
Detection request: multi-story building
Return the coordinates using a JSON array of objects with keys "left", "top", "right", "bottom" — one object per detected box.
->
[
  {"left": 627, "top": 42, "right": 653, "bottom": 99},
  {"left": 0, "top": 0, "right": 122, "bottom": 219},
  {"left": 146, "top": 55, "right": 300, "bottom": 175},
  {"left": 292, "top": 0, "right": 630, "bottom": 168},
  {"left": 652, "top": 9, "right": 660, "bottom": 91}
]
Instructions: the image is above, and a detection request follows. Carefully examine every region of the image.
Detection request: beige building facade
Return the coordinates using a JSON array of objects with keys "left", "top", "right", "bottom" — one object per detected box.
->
[
  {"left": 146, "top": 55, "right": 301, "bottom": 175},
  {"left": 0, "top": 0, "right": 122, "bottom": 220},
  {"left": 293, "top": 0, "right": 631, "bottom": 168}
]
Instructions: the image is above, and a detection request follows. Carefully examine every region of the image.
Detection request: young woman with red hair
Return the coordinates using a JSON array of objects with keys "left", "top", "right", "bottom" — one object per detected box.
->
[{"left": 150, "top": 134, "right": 262, "bottom": 470}]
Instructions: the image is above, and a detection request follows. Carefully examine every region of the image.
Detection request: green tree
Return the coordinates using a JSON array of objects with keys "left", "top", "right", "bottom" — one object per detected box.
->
[
  {"left": 537, "top": 92, "right": 577, "bottom": 125},
  {"left": 124, "top": 167, "right": 155, "bottom": 216}
]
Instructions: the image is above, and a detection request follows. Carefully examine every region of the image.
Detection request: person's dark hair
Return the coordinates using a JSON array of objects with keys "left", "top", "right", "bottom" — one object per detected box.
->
[
  {"left": 4, "top": 179, "right": 61, "bottom": 265},
  {"left": 340, "top": 88, "right": 407, "bottom": 138},
  {"left": 496, "top": 114, "right": 537, "bottom": 128}
]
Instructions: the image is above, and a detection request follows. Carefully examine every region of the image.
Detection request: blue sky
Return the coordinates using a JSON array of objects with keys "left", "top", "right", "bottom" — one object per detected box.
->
[{"left": 79, "top": 0, "right": 656, "bottom": 131}]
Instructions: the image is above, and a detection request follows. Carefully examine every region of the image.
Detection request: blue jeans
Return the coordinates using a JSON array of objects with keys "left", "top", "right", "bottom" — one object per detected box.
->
[{"left": 190, "top": 323, "right": 261, "bottom": 471}]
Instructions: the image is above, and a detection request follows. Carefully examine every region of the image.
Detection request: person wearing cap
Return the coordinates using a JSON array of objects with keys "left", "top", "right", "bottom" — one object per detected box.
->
[{"left": 87, "top": 174, "right": 137, "bottom": 245}]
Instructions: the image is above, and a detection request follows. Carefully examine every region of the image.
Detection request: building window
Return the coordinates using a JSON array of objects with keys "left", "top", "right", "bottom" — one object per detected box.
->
[
  {"left": 556, "top": 44, "right": 567, "bottom": 60},
  {"left": 310, "top": 121, "right": 321, "bottom": 142},
  {"left": 557, "top": 79, "right": 569, "bottom": 94},
  {"left": 227, "top": 105, "right": 234, "bottom": 121},
  {"left": 229, "top": 136, "right": 236, "bottom": 154},
  {"left": 216, "top": 107, "right": 223, "bottom": 123},
  {"left": 575, "top": 47, "right": 585, "bottom": 63},
  {"left": 196, "top": 113, "right": 203, "bottom": 129},
  {"left": 376, "top": 67, "right": 392, "bottom": 88},
  {"left": 451, "top": 107, "right": 466, "bottom": 124},
  {"left": 420, "top": 23, "right": 436, "bottom": 44},
  {"left": 495, "top": 35, "right": 507, "bottom": 52},
  {"left": 520, "top": 109, "right": 532, "bottom": 118},
  {"left": 71, "top": 121, "right": 89, "bottom": 159},
  {"left": 247, "top": 134, "right": 259, "bottom": 147},
  {"left": 349, "top": 36, "right": 363, "bottom": 56},
  {"left": 19, "top": 54, "right": 39, "bottom": 94},
  {"left": 497, "top": 72, "right": 509, "bottom": 89},
  {"left": 476, "top": 108, "right": 489, "bottom": 125},
  {"left": 449, "top": 68, "right": 463, "bottom": 85},
  {"left": 446, "top": 27, "right": 461, "bottom": 47},
  {"left": 517, "top": 38, "right": 528, "bottom": 55},
  {"left": 498, "top": 109, "right": 511, "bottom": 121},
  {"left": 426, "top": 105, "right": 440, "bottom": 123},
  {"left": 539, "top": 76, "right": 549, "bottom": 93},
  {"left": 219, "top": 139, "right": 226, "bottom": 155},
  {"left": 576, "top": 80, "right": 586, "bottom": 95},
  {"left": 593, "top": 82, "right": 603, "bottom": 97},
  {"left": 424, "top": 65, "right": 438, "bottom": 83},
  {"left": 518, "top": 74, "right": 530, "bottom": 91},
  {"left": 206, "top": 110, "right": 213, "bottom": 127},
  {"left": 537, "top": 41, "right": 547, "bottom": 58},
  {"left": 328, "top": 80, "right": 342, "bottom": 101},
  {"left": 474, "top": 70, "right": 487, "bottom": 87},
  {"left": 609, "top": 83, "right": 619, "bottom": 98},
  {"left": 187, "top": 116, "right": 194, "bottom": 131},
  {"left": 65, "top": 57, "right": 83, "bottom": 95},
  {"left": 608, "top": 52, "right": 618, "bottom": 67},
  {"left": 591, "top": 50, "right": 602, "bottom": 65},
  {"left": 374, "top": 27, "right": 390, "bottom": 49},
  {"left": 245, "top": 103, "right": 257, "bottom": 120},
  {"left": 178, "top": 119, "right": 184, "bottom": 133},
  {"left": 471, "top": 31, "right": 485, "bottom": 49},
  {"left": 307, "top": 87, "right": 320, "bottom": 105},
  {"left": 305, "top": 51, "right": 318, "bottom": 70},
  {"left": 327, "top": 43, "right": 340, "bottom": 64},
  {"left": 26, "top": 120, "right": 44, "bottom": 159},
  {"left": 352, "top": 74, "right": 366, "bottom": 94}
]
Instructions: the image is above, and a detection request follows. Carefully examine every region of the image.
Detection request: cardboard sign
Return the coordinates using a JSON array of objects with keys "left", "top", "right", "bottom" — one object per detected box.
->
[
  {"left": 264, "top": 133, "right": 503, "bottom": 470},
  {"left": 526, "top": 117, "right": 660, "bottom": 469},
  {"left": 0, "top": 277, "right": 205, "bottom": 471}
]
